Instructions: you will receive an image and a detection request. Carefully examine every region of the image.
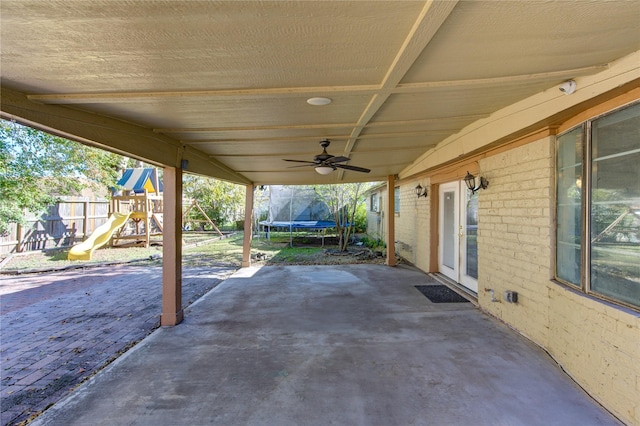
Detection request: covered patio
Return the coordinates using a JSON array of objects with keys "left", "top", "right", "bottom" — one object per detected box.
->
[
  {"left": 31, "top": 264, "right": 618, "bottom": 425},
  {"left": 2, "top": 0, "right": 638, "bottom": 326},
  {"left": 2, "top": 1, "right": 638, "bottom": 423}
]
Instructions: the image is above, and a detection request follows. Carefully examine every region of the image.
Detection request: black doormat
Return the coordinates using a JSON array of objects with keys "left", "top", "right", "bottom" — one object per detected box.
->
[{"left": 415, "top": 285, "right": 470, "bottom": 303}]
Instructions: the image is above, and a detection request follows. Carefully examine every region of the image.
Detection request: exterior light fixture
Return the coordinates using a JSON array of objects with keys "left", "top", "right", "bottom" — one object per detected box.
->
[
  {"left": 307, "top": 97, "right": 332, "bottom": 106},
  {"left": 415, "top": 184, "right": 428, "bottom": 198},
  {"left": 559, "top": 80, "right": 577, "bottom": 95},
  {"left": 315, "top": 165, "right": 335, "bottom": 175},
  {"left": 464, "top": 171, "right": 489, "bottom": 194}
]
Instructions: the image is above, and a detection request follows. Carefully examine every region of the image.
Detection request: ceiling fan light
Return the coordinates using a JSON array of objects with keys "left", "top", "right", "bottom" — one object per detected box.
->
[
  {"left": 315, "top": 165, "right": 334, "bottom": 175},
  {"left": 307, "top": 97, "right": 332, "bottom": 106}
]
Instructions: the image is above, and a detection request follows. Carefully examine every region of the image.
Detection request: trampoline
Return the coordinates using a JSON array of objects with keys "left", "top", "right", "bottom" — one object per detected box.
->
[
  {"left": 255, "top": 186, "right": 349, "bottom": 247},
  {"left": 258, "top": 220, "right": 346, "bottom": 247}
]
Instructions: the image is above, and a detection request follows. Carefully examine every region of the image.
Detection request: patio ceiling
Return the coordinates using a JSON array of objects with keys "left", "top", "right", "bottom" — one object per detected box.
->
[{"left": 1, "top": 1, "right": 639, "bottom": 185}]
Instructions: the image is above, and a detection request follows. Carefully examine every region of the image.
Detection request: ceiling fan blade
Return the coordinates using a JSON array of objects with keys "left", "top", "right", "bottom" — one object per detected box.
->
[
  {"left": 283, "top": 140, "right": 360, "bottom": 171},
  {"left": 326, "top": 156, "right": 350, "bottom": 164},
  {"left": 335, "top": 164, "right": 371, "bottom": 173},
  {"left": 287, "top": 164, "right": 315, "bottom": 169},
  {"left": 283, "top": 159, "right": 316, "bottom": 164}
]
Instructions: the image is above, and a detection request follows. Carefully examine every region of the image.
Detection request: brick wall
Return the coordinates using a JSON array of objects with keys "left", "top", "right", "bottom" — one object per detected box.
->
[
  {"left": 394, "top": 181, "right": 430, "bottom": 270},
  {"left": 391, "top": 135, "right": 638, "bottom": 423},
  {"left": 478, "top": 138, "right": 554, "bottom": 344},
  {"left": 477, "top": 137, "right": 639, "bottom": 425},
  {"left": 548, "top": 285, "right": 640, "bottom": 423}
]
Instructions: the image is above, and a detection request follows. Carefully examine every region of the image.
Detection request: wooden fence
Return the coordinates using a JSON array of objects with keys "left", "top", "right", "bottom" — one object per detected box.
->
[{"left": 0, "top": 199, "right": 110, "bottom": 256}]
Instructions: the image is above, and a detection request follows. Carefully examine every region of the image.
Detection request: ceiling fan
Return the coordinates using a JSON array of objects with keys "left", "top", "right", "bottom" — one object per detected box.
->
[{"left": 283, "top": 139, "right": 371, "bottom": 175}]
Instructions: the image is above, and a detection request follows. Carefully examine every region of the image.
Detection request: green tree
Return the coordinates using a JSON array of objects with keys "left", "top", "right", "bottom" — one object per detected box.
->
[
  {"left": 0, "top": 120, "right": 123, "bottom": 234},
  {"left": 182, "top": 175, "right": 245, "bottom": 229},
  {"left": 353, "top": 200, "right": 368, "bottom": 233},
  {"left": 314, "top": 182, "right": 369, "bottom": 251}
]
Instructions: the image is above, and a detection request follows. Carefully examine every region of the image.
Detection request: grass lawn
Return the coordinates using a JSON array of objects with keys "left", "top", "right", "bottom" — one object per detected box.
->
[{"left": 0, "top": 232, "right": 384, "bottom": 272}]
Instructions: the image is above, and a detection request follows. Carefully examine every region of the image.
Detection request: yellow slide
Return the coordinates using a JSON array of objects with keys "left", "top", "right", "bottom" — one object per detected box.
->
[{"left": 68, "top": 212, "right": 131, "bottom": 261}]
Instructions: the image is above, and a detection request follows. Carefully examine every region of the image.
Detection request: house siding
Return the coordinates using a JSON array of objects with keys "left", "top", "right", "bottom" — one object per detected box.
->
[
  {"left": 366, "top": 183, "right": 431, "bottom": 271},
  {"left": 478, "top": 133, "right": 639, "bottom": 425},
  {"left": 478, "top": 138, "right": 554, "bottom": 345},
  {"left": 383, "top": 54, "right": 640, "bottom": 423},
  {"left": 391, "top": 134, "right": 639, "bottom": 425},
  {"left": 393, "top": 183, "right": 431, "bottom": 270},
  {"left": 548, "top": 284, "right": 640, "bottom": 424},
  {"left": 366, "top": 189, "right": 386, "bottom": 240}
]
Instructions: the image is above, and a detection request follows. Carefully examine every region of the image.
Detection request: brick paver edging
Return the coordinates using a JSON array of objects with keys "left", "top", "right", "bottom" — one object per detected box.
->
[{"left": 0, "top": 265, "right": 236, "bottom": 425}]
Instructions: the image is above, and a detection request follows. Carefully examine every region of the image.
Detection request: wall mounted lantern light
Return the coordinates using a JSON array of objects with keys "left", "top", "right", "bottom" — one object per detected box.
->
[
  {"left": 464, "top": 171, "right": 489, "bottom": 194},
  {"left": 415, "top": 184, "right": 428, "bottom": 198}
]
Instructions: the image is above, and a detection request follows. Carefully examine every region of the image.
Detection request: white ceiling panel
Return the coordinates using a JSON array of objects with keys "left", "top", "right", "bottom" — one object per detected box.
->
[{"left": 1, "top": 1, "right": 638, "bottom": 184}]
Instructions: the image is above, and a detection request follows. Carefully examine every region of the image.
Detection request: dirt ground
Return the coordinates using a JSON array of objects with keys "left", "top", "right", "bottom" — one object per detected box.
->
[{"left": 252, "top": 234, "right": 388, "bottom": 266}]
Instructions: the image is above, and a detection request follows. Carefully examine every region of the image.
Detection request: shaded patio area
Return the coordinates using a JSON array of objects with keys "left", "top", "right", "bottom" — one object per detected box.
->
[
  {"left": 31, "top": 264, "right": 619, "bottom": 425},
  {"left": 0, "top": 265, "right": 236, "bottom": 425}
]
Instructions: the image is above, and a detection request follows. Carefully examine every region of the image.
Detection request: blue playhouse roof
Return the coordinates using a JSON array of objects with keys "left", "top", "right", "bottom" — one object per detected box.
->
[{"left": 116, "top": 168, "right": 163, "bottom": 194}]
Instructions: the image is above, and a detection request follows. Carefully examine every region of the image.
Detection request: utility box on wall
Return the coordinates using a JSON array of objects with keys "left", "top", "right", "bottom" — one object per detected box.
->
[{"left": 504, "top": 291, "right": 518, "bottom": 303}]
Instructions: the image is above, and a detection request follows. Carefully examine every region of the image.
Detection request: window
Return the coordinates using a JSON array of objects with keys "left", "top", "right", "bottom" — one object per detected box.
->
[
  {"left": 555, "top": 102, "right": 640, "bottom": 308},
  {"left": 370, "top": 193, "right": 379, "bottom": 212},
  {"left": 394, "top": 186, "right": 400, "bottom": 214}
]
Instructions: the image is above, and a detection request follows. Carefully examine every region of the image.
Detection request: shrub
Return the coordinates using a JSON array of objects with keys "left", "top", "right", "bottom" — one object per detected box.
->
[{"left": 361, "top": 234, "right": 386, "bottom": 250}]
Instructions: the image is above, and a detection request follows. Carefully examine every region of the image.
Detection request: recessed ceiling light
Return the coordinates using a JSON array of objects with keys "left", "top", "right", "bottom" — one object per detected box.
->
[{"left": 307, "top": 97, "right": 332, "bottom": 106}]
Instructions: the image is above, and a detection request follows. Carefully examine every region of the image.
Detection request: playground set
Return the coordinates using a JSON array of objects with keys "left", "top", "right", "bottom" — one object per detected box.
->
[
  {"left": 182, "top": 199, "right": 223, "bottom": 236},
  {"left": 68, "top": 168, "right": 164, "bottom": 260},
  {"left": 68, "top": 168, "right": 229, "bottom": 261},
  {"left": 68, "top": 181, "right": 345, "bottom": 260},
  {"left": 110, "top": 168, "right": 164, "bottom": 246}
]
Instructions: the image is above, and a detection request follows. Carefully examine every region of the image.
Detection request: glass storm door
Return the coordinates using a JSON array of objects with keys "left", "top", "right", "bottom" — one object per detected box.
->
[
  {"left": 439, "top": 181, "right": 479, "bottom": 293},
  {"left": 439, "top": 182, "right": 460, "bottom": 282},
  {"left": 460, "top": 188, "right": 479, "bottom": 292}
]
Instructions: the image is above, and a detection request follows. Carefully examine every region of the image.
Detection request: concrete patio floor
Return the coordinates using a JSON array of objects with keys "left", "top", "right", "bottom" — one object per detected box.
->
[
  {"left": 31, "top": 264, "right": 620, "bottom": 426},
  {"left": 0, "top": 265, "right": 237, "bottom": 425}
]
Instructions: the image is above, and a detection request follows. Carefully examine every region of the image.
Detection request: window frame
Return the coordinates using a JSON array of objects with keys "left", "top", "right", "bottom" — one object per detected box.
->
[
  {"left": 554, "top": 101, "right": 640, "bottom": 310},
  {"left": 370, "top": 193, "right": 379, "bottom": 213}
]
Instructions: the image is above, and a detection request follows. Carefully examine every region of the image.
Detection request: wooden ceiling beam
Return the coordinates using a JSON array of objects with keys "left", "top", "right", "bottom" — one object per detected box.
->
[
  {"left": 1, "top": 87, "right": 251, "bottom": 185},
  {"left": 27, "top": 85, "right": 378, "bottom": 104},
  {"left": 26, "top": 66, "right": 606, "bottom": 105},
  {"left": 340, "top": 0, "right": 459, "bottom": 180}
]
